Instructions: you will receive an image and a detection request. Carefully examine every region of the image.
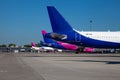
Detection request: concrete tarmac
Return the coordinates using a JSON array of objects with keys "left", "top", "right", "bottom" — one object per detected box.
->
[{"left": 0, "top": 52, "right": 120, "bottom": 80}]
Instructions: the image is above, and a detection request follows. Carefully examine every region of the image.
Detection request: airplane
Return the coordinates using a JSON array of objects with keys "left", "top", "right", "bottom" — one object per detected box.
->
[
  {"left": 31, "top": 42, "right": 54, "bottom": 52},
  {"left": 31, "top": 42, "right": 42, "bottom": 51},
  {"left": 41, "top": 46, "right": 54, "bottom": 52},
  {"left": 40, "top": 30, "right": 78, "bottom": 51},
  {"left": 41, "top": 30, "right": 94, "bottom": 53},
  {"left": 44, "top": 6, "right": 120, "bottom": 51}
]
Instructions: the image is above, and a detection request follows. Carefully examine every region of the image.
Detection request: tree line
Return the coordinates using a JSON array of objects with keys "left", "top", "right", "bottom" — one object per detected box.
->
[{"left": 0, "top": 43, "right": 40, "bottom": 48}]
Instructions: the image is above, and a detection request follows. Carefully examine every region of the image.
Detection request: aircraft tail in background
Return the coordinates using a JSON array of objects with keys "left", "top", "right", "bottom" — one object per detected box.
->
[
  {"left": 41, "top": 30, "right": 65, "bottom": 49},
  {"left": 41, "top": 30, "right": 79, "bottom": 51},
  {"left": 42, "top": 30, "right": 55, "bottom": 43},
  {"left": 31, "top": 42, "right": 36, "bottom": 47}
]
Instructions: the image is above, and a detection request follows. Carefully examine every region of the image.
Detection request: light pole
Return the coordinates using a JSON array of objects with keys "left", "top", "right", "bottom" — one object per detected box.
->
[{"left": 90, "top": 20, "right": 92, "bottom": 31}]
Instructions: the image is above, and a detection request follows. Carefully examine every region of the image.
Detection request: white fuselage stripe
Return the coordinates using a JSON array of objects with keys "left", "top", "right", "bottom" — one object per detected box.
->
[{"left": 75, "top": 30, "right": 120, "bottom": 43}]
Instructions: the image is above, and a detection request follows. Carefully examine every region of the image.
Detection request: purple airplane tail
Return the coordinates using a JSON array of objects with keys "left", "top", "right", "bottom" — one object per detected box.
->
[{"left": 31, "top": 42, "right": 36, "bottom": 47}]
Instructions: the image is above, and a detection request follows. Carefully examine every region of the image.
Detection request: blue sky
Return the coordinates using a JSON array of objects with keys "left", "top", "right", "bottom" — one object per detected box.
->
[{"left": 0, "top": 0, "right": 120, "bottom": 46}]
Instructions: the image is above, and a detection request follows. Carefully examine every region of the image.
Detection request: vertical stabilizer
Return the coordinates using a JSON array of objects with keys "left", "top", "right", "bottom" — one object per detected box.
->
[
  {"left": 42, "top": 30, "right": 55, "bottom": 43},
  {"left": 31, "top": 42, "right": 36, "bottom": 47},
  {"left": 47, "top": 6, "right": 73, "bottom": 33}
]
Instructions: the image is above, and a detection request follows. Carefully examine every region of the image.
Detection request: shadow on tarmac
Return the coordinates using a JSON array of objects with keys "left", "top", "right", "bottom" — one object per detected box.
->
[
  {"left": 57, "top": 60, "right": 120, "bottom": 64},
  {"left": 80, "top": 60, "right": 120, "bottom": 64}
]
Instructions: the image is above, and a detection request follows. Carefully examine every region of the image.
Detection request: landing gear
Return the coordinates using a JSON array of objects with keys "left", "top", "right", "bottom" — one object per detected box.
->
[{"left": 75, "top": 46, "right": 84, "bottom": 54}]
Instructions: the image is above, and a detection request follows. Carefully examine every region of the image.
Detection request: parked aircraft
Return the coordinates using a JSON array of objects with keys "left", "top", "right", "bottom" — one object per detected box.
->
[
  {"left": 44, "top": 6, "right": 120, "bottom": 51},
  {"left": 41, "top": 46, "right": 54, "bottom": 52},
  {"left": 31, "top": 42, "right": 54, "bottom": 52},
  {"left": 41, "top": 30, "right": 95, "bottom": 53},
  {"left": 31, "top": 42, "right": 42, "bottom": 51},
  {"left": 41, "top": 30, "right": 78, "bottom": 51}
]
